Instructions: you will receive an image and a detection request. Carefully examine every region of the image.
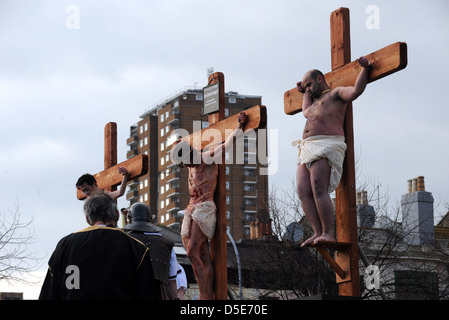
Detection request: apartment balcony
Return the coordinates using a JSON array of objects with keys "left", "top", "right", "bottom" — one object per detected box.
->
[
  {"left": 126, "top": 188, "right": 139, "bottom": 202},
  {"left": 243, "top": 175, "right": 257, "bottom": 184},
  {"left": 127, "top": 149, "right": 138, "bottom": 159},
  {"left": 127, "top": 135, "right": 139, "bottom": 146},
  {"left": 243, "top": 190, "right": 258, "bottom": 198}
]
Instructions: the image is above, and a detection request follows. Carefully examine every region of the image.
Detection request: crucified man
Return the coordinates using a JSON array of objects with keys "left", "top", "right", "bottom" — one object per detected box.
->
[
  {"left": 171, "top": 112, "right": 247, "bottom": 300},
  {"left": 295, "top": 56, "right": 370, "bottom": 247}
]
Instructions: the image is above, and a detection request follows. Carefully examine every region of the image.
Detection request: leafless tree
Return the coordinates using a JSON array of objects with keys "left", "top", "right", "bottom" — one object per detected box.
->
[{"left": 0, "top": 201, "right": 43, "bottom": 285}]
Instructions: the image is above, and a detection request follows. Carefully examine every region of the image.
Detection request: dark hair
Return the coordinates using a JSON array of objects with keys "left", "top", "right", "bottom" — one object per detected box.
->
[{"left": 76, "top": 174, "right": 96, "bottom": 187}]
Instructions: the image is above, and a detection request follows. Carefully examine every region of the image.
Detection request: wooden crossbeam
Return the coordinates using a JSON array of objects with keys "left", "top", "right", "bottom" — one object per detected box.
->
[
  {"left": 181, "top": 105, "right": 267, "bottom": 150},
  {"left": 284, "top": 41, "right": 408, "bottom": 115},
  {"left": 76, "top": 154, "right": 148, "bottom": 200}
]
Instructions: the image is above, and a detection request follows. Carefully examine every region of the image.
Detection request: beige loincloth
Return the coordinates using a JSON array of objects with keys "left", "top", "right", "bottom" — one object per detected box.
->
[
  {"left": 181, "top": 201, "right": 217, "bottom": 240},
  {"left": 292, "top": 135, "right": 347, "bottom": 193}
]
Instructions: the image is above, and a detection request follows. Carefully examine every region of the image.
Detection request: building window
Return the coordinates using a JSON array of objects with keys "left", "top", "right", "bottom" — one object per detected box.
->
[
  {"left": 196, "top": 94, "right": 203, "bottom": 101},
  {"left": 244, "top": 198, "right": 255, "bottom": 206},
  {"left": 229, "top": 97, "right": 236, "bottom": 104},
  {"left": 160, "top": 114, "right": 164, "bottom": 123},
  {"left": 244, "top": 169, "right": 255, "bottom": 177},
  {"left": 161, "top": 128, "right": 164, "bottom": 137},
  {"left": 226, "top": 181, "right": 230, "bottom": 190},
  {"left": 244, "top": 154, "right": 256, "bottom": 164},
  {"left": 244, "top": 184, "right": 255, "bottom": 191},
  {"left": 394, "top": 271, "right": 438, "bottom": 300}
]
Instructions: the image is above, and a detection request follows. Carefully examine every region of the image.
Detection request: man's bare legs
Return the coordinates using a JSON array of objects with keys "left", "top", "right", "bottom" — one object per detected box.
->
[
  {"left": 297, "top": 158, "right": 335, "bottom": 246},
  {"left": 182, "top": 221, "right": 214, "bottom": 299}
]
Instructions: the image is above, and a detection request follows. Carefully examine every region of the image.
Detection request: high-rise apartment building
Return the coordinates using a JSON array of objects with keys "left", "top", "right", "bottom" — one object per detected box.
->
[{"left": 126, "top": 87, "right": 269, "bottom": 241}]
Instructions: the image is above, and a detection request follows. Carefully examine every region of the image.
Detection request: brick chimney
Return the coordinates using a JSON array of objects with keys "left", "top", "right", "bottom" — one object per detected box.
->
[{"left": 401, "top": 176, "right": 434, "bottom": 245}]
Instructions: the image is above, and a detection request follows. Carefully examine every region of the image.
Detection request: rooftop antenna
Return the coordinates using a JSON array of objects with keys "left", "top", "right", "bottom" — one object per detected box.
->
[{"left": 207, "top": 67, "right": 214, "bottom": 77}]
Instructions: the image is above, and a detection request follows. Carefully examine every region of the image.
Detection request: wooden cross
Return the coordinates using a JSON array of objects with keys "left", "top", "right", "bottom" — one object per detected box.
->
[
  {"left": 76, "top": 122, "right": 149, "bottom": 205},
  {"left": 284, "top": 7, "right": 407, "bottom": 296},
  {"left": 181, "top": 72, "right": 267, "bottom": 299}
]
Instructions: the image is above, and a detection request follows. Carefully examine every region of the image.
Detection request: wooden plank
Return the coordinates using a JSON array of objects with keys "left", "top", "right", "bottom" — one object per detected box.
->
[
  {"left": 330, "top": 7, "right": 359, "bottom": 297},
  {"left": 182, "top": 104, "right": 267, "bottom": 150},
  {"left": 312, "top": 241, "right": 351, "bottom": 250},
  {"left": 207, "top": 72, "right": 228, "bottom": 300},
  {"left": 284, "top": 41, "right": 408, "bottom": 115},
  {"left": 315, "top": 246, "right": 347, "bottom": 280},
  {"left": 76, "top": 154, "right": 148, "bottom": 200},
  {"left": 104, "top": 122, "right": 117, "bottom": 192}
]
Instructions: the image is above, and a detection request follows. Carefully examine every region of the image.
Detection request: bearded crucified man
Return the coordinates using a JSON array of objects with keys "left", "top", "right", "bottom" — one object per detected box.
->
[
  {"left": 295, "top": 56, "right": 371, "bottom": 247},
  {"left": 172, "top": 112, "right": 247, "bottom": 299}
]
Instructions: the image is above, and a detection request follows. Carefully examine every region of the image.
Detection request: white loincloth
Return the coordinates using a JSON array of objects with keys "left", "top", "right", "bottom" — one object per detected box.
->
[
  {"left": 181, "top": 201, "right": 217, "bottom": 240},
  {"left": 293, "top": 135, "right": 347, "bottom": 193}
]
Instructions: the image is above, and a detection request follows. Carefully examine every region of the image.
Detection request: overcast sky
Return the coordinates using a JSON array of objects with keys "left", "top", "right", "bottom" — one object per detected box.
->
[{"left": 1, "top": 0, "right": 448, "bottom": 299}]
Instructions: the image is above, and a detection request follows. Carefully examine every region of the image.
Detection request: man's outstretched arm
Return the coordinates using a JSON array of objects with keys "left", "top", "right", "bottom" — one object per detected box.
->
[
  {"left": 335, "top": 56, "right": 371, "bottom": 103},
  {"left": 206, "top": 112, "right": 247, "bottom": 159}
]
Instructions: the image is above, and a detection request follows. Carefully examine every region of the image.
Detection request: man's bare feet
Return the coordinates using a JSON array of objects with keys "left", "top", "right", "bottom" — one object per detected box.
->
[
  {"left": 301, "top": 234, "right": 320, "bottom": 247},
  {"left": 313, "top": 233, "right": 336, "bottom": 245}
]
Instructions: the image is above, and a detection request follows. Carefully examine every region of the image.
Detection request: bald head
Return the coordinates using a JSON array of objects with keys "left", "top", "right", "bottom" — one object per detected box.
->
[{"left": 304, "top": 69, "right": 324, "bottom": 81}]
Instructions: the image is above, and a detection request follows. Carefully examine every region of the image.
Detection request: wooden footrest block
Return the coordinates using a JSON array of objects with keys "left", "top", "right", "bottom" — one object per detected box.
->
[
  {"left": 310, "top": 241, "right": 352, "bottom": 283},
  {"left": 312, "top": 241, "right": 351, "bottom": 251}
]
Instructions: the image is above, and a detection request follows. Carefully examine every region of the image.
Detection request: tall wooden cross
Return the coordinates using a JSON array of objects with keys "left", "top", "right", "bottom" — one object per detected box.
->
[
  {"left": 284, "top": 7, "right": 407, "bottom": 296},
  {"left": 182, "top": 72, "right": 267, "bottom": 299},
  {"left": 76, "top": 123, "right": 148, "bottom": 216}
]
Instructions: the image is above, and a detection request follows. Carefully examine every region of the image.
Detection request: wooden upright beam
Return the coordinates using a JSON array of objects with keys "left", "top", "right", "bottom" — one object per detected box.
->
[
  {"left": 330, "top": 7, "right": 359, "bottom": 297},
  {"left": 207, "top": 72, "right": 228, "bottom": 300},
  {"left": 104, "top": 122, "right": 118, "bottom": 192}
]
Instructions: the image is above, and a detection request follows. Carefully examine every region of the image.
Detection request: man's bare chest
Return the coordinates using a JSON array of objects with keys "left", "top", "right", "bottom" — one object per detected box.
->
[{"left": 307, "top": 98, "right": 346, "bottom": 122}]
